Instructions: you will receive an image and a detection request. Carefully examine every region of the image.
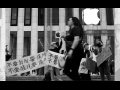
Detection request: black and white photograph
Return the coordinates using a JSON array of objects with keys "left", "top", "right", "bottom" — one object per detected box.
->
[{"left": 2, "top": 8, "right": 120, "bottom": 81}]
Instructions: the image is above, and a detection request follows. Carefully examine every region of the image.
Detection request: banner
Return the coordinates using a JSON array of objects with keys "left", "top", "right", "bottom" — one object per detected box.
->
[
  {"left": 96, "top": 46, "right": 112, "bottom": 67},
  {"left": 6, "top": 50, "right": 65, "bottom": 76},
  {"left": 46, "top": 50, "right": 65, "bottom": 68},
  {"left": 78, "top": 58, "right": 88, "bottom": 74},
  {"left": 6, "top": 51, "right": 48, "bottom": 76}
]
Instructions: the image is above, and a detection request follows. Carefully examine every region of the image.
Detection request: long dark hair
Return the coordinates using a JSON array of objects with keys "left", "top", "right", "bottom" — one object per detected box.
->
[{"left": 71, "top": 17, "right": 84, "bottom": 39}]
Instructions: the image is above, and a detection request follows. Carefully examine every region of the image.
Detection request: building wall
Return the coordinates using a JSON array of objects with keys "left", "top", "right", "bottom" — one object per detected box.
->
[
  {"left": 0, "top": 8, "right": 5, "bottom": 81},
  {"left": 6, "top": 8, "right": 115, "bottom": 61}
]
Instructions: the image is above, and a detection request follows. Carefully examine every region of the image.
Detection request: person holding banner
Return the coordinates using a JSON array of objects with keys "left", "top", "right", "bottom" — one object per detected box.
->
[
  {"left": 79, "top": 42, "right": 91, "bottom": 81},
  {"left": 95, "top": 38, "right": 111, "bottom": 81},
  {"left": 63, "top": 17, "right": 84, "bottom": 81},
  {"left": 43, "top": 40, "right": 63, "bottom": 81},
  {"left": 50, "top": 41, "right": 63, "bottom": 81}
]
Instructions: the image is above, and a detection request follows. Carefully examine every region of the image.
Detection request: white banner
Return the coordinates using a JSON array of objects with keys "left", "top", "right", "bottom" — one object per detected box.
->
[
  {"left": 6, "top": 51, "right": 48, "bottom": 76},
  {"left": 47, "top": 50, "right": 65, "bottom": 68},
  {"left": 6, "top": 50, "right": 65, "bottom": 76}
]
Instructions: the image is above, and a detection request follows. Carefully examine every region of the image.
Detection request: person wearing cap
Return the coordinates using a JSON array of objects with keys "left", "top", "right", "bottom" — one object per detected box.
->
[{"left": 43, "top": 40, "right": 63, "bottom": 81}]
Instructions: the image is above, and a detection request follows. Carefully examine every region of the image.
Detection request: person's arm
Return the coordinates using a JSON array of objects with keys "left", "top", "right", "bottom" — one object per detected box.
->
[{"left": 71, "top": 27, "right": 81, "bottom": 50}]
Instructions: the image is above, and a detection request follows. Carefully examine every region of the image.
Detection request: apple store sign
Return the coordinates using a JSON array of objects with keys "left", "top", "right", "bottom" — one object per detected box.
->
[{"left": 82, "top": 8, "right": 100, "bottom": 25}]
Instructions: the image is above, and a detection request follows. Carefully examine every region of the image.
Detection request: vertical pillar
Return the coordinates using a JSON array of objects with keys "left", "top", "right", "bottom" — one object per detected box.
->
[
  {"left": 101, "top": 34, "right": 108, "bottom": 48},
  {"left": 31, "top": 8, "right": 38, "bottom": 55},
  {"left": 6, "top": 8, "right": 11, "bottom": 51},
  {"left": 87, "top": 35, "right": 94, "bottom": 45},
  {"left": 90, "top": 35, "right": 94, "bottom": 45},
  {"left": 17, "top": 8, "right": 24, "bottom": 59},
  {"left": 114, "top": 8, "right": 120, "bottom": 81},
  {"left": 44, "top": 8, "right": 48, "bottom": 74},
  {"left": 0, "top": 8, "right": 5, "bottom": 81},
  {"left": 100, "top": 8, "right": 107, "bottom": 29},
  {"left": 59, "top": 8, "right": 66, "bottom": 53},
  {"left": 59, "top": 8, "right": 65, "bottom": 32},
  {"left": 73, "top": 8, "right": 79, "bottom": 19}
]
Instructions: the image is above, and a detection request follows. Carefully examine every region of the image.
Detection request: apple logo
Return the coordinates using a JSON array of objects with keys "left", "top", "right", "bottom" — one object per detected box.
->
[{"left": 82, "top": 8, "right": 100, "bottom": 25}]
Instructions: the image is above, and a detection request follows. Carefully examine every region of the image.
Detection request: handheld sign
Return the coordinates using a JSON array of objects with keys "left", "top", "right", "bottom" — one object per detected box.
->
[
  {"left": 96, "top": 46, "right": 112, "bottom": 67},
  {"left": 78, "top": 58, "right": 88, "bottom": 74}
]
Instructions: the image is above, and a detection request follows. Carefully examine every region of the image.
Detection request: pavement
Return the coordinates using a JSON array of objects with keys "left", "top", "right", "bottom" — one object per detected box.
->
[{"left": 6, "top": 75, "right": 114, "bottom": 81}]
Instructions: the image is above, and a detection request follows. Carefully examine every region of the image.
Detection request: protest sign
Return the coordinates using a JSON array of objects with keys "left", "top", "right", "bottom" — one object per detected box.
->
[
  {"left": 78, "top": 58, "right": 88, "bottom": 74},
  {"left": 6, "top": 51, "right": 47, "bottom": 76},
  {"left": 96, "top": 46, "right": 112, "bottom": 67},
  {"left": 86, "top": 57, "right": 96, "bottom": 73}
]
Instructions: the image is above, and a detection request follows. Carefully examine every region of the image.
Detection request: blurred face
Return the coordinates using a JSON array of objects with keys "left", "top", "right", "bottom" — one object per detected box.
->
[
  {"left": 96, "top": 39, "right": 100, "bottom": 44},
  {"left": 68, "top": 18, "right": 74, "bottom": 27}
]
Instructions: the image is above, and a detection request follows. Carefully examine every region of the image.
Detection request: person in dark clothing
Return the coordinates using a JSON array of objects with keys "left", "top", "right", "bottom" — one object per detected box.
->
[
  {"left": 95, "top": 38, "right": 111, "bottom": 81},
  {"left": 63, "top": 17, "right": 84, "bottom": 81},
  {"left": 79, "top": 43, "right": 91, "bottom": 81},
  {"left": 6, "top": 45, "right": 13, "bottom": 61}
]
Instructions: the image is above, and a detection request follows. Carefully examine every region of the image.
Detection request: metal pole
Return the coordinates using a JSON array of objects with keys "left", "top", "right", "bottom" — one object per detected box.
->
[
  {"left": 44, "top": 8, "right": 48, "bottom": 75},
  {"left": 49, "top": 8, "right": 54, "bottom": 81}
]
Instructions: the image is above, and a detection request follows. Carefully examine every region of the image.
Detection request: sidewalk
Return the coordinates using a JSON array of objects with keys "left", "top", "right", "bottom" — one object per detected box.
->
[{"left": 6, "top": 75, "right": 114, "bottom": 81}]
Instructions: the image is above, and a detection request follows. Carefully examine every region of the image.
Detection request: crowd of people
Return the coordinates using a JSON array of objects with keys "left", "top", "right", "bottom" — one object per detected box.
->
[
  {"left": 43, "top": 17, "right": 114, "bottom": 81},
  {"left": 6, "top": 17, "right": 114, "bottom": 81}
]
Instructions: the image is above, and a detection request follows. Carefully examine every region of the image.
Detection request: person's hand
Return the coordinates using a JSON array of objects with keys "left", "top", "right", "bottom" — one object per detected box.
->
[{"left": 67, "top": 49, "right": 73, "bottom": 59}]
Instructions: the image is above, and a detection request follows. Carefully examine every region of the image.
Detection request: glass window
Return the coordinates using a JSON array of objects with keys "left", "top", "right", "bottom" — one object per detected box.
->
[
  {"left": 10, "top": 31, "right": 17, "bottom": 59},
  {"left": 23, "top": 31, "right": 31, "bottom": 56},
  {"left": 52, "top": 8, "right": 59, "bottom": 25},
  {"left": 11, "top": 8, "right": 18, "bottom": 26},
  {"left": 65, "top": 8, "right": 73, "bottom": 25},
  {"left": 38, "top": 8, "right": 44, "bottom": 26},
  {"left": 24, "top": 8, "right": 32, "bottom": 26},
  {"left": 106, "top": 8, "right": 114, "bottom": 25}
]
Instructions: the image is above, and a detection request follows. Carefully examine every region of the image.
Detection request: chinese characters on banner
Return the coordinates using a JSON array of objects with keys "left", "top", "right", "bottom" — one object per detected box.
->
[
  {"left": 6, "top": 51, "right": 48, "bottom": 76},
  {"left": 6, "top": 50, "right": 65, "bottom": 76},
  {"left": 47, "top": 50, "right": 65, "bottom": 68}
]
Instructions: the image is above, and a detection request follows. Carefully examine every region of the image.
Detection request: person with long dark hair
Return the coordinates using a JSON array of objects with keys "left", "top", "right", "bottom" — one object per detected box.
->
[{"left": 63, "top": 17, "right": 84, "bottom": 81}]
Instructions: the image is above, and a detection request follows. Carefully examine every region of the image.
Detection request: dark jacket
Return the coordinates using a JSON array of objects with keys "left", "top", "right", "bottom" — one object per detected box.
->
[{"left": 6, "top": 54, "right": 12, "bottom": 61}]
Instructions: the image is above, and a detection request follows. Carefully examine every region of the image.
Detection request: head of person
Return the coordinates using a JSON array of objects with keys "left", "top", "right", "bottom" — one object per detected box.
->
[
  {"left": 96, "top": 38, "right": 100, "bottom": 44},
  {"left": 84, "top": 42, "right": 89, "bottom": 50},
  {"left": 68, "top": 17, "right": 84, "bottom": 38}
]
